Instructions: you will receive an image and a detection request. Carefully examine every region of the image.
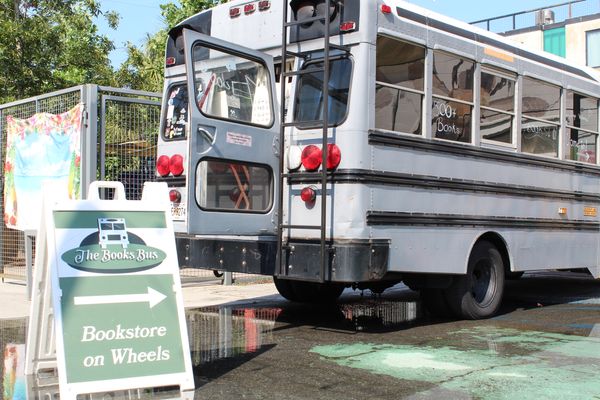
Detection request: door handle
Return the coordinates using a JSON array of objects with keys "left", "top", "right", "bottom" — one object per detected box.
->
[{"left": 197, "top": 126, "right": 215, "bottom": 144}]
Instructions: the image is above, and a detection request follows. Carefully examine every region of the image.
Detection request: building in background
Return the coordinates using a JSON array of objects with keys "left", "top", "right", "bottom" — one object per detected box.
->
[{"left": 472, "top": 0, "right": 600, "bottom": 74}]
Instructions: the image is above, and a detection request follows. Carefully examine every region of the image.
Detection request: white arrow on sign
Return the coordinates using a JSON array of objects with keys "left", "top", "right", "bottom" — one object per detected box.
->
[{"left": 73, "top": 287, "right": 167, "bottom": 309}]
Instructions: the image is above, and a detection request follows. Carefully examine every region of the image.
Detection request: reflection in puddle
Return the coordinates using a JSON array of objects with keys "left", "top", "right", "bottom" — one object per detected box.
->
[
  {"left": 339, "top": 300, "right": 421, "bottom": 331},
  {"left": 187, "top": 307, "right": 282, "bottom": 365}
]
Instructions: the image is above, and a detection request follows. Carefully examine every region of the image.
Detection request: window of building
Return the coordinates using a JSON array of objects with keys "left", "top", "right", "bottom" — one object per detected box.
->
[
  {"left": 543, "top": 27, "right": 566, "bottom": 58},
  {"left": 566, "top": 91, "right": 599, "bottom": 164},
  {"left": 586, "top": 29, "right": 600, "bottom": 68},
  {"left": 431, "top": 51, "right": 474, "bottom": 143},
  {"left": 521, "top": 77, "right": 561, "bottom": 157},
  {"left": 480, "top": 69, "right": 516, "bottom": 144},
  {"left": 375, "top": 36, "right": 425, "bottom": 134}
]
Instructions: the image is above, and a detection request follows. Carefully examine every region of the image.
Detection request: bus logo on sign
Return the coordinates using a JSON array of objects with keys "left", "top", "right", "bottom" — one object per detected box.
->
[{"left": 61, "top": 218, "right": 167, "bottom": 273}]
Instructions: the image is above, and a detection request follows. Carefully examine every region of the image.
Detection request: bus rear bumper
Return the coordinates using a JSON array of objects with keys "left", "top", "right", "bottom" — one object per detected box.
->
[
  {"left": 281, "top": 239, "right": 390, "bottom": 282},
  {"left": 175, "top": 235, "right": 390, "bottom": 282}
]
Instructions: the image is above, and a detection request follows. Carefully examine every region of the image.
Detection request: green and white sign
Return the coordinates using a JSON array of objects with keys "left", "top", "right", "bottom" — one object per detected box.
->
[{"left": 40, "top": 182, "right": 193, "bottom": 398}]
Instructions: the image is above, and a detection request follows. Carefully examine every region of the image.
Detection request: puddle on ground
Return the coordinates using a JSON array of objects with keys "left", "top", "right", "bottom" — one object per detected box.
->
[{"left": 311, "top": 325, "right": 600, "bottom": 399}]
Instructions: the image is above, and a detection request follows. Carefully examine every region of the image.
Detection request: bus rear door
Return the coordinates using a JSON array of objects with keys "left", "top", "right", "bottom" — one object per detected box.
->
[{"left": 182, "top": 29, "right": 279, "bottom": 236}]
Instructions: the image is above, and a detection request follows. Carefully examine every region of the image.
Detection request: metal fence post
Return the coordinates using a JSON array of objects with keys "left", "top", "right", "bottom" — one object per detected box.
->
[{"left": 82, "top": 84, "right": 99, "bottom": 199}]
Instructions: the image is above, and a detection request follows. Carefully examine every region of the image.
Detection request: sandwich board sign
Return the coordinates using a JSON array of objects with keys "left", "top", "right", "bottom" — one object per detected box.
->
[{"left": 26, "top": 181, "right": 194, "bottom": 398}]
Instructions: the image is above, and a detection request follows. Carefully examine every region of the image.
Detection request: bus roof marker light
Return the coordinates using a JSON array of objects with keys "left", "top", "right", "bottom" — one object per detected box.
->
[
  {"left": 244, "top": 3, "right": 256, "bottom": 14},
  {"left": 230, "top": 7, "right": 241, "bottom": 17},
  {"left": 339, "top": 21, "right": 357, "bottom": 32},
  {"left": 301, "top": 145, "right": 322, "bottom": 171},
  {"left": 381, "top": 4, "right": 392, "bottom": 14},
  {"left": 258, "top": 0, "right": 270, "bottom": 11}
]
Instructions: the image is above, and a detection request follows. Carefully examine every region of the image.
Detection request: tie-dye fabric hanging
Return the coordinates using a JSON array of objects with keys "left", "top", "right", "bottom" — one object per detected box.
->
[{"left": 3, "top": 104, "right": 83, "bottom": 230}]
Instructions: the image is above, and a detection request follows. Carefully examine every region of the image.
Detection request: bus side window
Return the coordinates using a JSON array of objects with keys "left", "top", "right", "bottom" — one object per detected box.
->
[
  {"left": 375, "top": 36, "right": 425, "bottom": 135},
  {"left": 521, "top": 77, "right": 560, "bottom": 158},
  {"left": 431, "top": 51, "right": 474, "bottom": 144}
]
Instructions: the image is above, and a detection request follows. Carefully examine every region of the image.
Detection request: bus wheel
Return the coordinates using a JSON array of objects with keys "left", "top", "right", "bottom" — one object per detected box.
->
[
  {"left": 273, "top": 276, "right": 299, "bottom": 302},
  {"left": 506, "top": 271, "right": 524, "bottom": 280},
  {"left": 445, "top": 241, "right": 505, "bottom": 319},
  {"left": 420, "top": 288, "right": 454, "bottom": 318},
  {"left": 273, "top": 277, "right": 344, "bottom": 303}
]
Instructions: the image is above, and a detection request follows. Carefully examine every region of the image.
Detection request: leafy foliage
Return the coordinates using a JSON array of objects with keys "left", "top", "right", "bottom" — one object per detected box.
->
[
  {"left": 0, "top": 0, "right": 119, "bottom": 103},
  {"left": 115, "top": 0, "right": 223, "bottom": 93}
]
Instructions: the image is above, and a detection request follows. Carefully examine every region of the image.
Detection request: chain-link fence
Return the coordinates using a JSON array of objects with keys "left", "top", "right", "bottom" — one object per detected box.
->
[
  {"left": 0, "top": 85, "right": 249, "bottom": 285},
  {"left": 471, "top": 0, "right": 600, "bottom": 33},
  {"left": 0, "top": 87, "right": 83, "bottom": 281}
]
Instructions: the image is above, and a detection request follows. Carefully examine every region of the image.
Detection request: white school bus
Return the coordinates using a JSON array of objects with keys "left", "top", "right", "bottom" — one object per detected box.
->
[{"left": 156, "top": 0, "right": 600, "bottom": 319}]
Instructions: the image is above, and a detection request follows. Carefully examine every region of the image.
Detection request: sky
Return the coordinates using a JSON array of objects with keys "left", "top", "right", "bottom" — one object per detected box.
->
[{"left": 96, "top": 0, "right": 572, "bottom": 67}]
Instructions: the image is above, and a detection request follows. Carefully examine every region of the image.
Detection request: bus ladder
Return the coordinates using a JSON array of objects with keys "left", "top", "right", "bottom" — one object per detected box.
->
[{"left": 276, "top": 0, "right": 348, "bottom": 283}]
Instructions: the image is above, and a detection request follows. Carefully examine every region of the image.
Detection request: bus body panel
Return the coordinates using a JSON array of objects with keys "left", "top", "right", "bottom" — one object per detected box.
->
[{"left": 157, "top": 0, "right": 600, "bottom": 284}]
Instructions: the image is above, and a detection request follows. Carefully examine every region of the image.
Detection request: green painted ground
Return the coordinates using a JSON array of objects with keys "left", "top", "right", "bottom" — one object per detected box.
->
[{"left": 311, "top": 327, "right": 600, "bottom": 399}]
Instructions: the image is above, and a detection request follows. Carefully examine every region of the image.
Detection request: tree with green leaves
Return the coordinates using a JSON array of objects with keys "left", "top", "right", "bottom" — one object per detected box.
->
[
  {"left": 116, "top": 0, "right": 223, "bottom": 93},
  {"left": 0, "top": 0, "right": 118, "bottom": 103}
]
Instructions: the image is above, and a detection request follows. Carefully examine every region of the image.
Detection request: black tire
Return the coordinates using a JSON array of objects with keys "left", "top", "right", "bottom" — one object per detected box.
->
[
  {"left": 444, "top": 241, "right": 505, "bottom": 319},
  {"left": 273, "top": 276, "right": 300, "bottom": 301},
  {"left": 273, "top": 277, "right": 344, "bottom": 303},
  {"left": 420, "top": 288, "right": 454, "bottom": 318},
  {"left": 506, "top": 271, "right": 524, "bottom": 280}
]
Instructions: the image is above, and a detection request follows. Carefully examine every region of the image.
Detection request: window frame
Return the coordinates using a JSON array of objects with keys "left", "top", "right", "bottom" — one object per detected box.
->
[
  {"left": 431, "top": 50, "right": 475, "bottom": 144},
  {"left": 479, "top": 67, "right": 517, "bottom": 148},
  {"left": 161, "top": 83, "right": 189, "bottom": 142},
  {"left": 586, "top": 28, "right": 600, "bottom": 68},
  {"left": 565, "top": 90, "right": 599, "bottom": 164},
  {"left": 194, "top": 157, "right": 274, "bottom": 214},
  {"left": 374, "top": 35, "right": 426, "bottom": 135},
  {"left": 292, "top": 55, "right": 353, "bottom": 130},
  {"left": 190, "top": 42, "right": 275, "bottom": 129},
  {"left": 520, "top": 76, "right": 562, "bottom": 158}
]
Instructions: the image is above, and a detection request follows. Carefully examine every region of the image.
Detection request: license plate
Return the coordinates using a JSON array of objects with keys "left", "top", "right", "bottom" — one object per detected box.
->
[{"left": 171, "top": 203, "right": 186, "bottom": 220}]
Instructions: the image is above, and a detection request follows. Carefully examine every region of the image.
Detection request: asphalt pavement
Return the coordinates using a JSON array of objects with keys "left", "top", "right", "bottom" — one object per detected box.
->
[{"left": 0, "top": 277, "right": 281, "bottom": 319}]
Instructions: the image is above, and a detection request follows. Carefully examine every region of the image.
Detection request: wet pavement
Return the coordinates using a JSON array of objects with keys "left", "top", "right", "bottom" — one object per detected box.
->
[{"left": 2, "top": 271, "right": 600, "bottom": 399}]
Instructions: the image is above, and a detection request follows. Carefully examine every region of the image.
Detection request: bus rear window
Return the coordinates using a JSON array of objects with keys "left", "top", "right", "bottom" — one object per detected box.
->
[
  {"left": 163, "top": 85, "right": 189, "bottom": 140},
  {"left": 294, "top": 58, "right": 352, "bottom": 127},
  {"left": 196, "top": 160, "right": 272, "bottom": 212},
  {"left": 192, "top": 44, "right": 273, "bottom": 127}
]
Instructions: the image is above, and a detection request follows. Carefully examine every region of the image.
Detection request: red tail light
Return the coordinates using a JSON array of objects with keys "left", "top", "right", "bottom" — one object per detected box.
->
[
  {"left": 157, "top": 155, "right": 170, "bottom": 177},
  {"left": 326, "top": 144, "right": 341, "bottom": 170},
  {"left": 300, "top": 186, "right": 317, "bottom": 203},
  {"left": 165, "top": 57, "right": 176, "bottom": 66},
  {"left": 339, "top": 21, "right": 357, "bottom": 32},
  {"left": 170, "top": 154, "right": 184, "bottom": 176},
  {"left": 381, "top": 4, "right": 392, "bottom": 14},
  {"left": 301, "top": 145, "right": 322, "bottom": 171},
  {"left": 169, "top": 189, "right": 181, "bottom": 203}
]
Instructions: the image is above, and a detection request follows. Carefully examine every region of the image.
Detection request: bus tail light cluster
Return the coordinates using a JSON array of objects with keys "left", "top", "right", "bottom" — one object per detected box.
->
[
  {"left": 156, "top": 154, "right": 185, "bottom": 177},
  {"left": 295, "top": 144, "right": 342, "bottom": 171}
]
